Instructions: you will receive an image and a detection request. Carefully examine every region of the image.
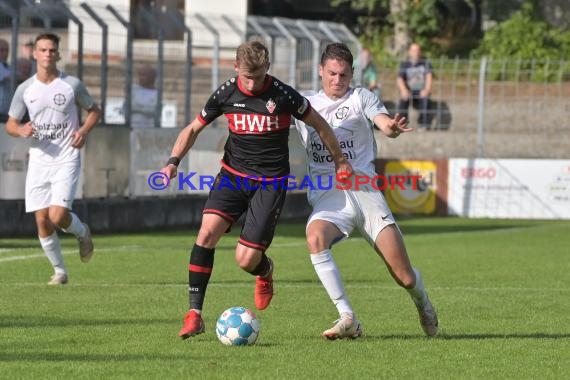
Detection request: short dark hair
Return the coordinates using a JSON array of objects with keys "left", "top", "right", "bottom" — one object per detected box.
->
[
  {"left": 320, "top": 42, "right": 354, "bottom": 69},
  {"left": 34, "top": 33, "right": 60, "bottom": 49}
]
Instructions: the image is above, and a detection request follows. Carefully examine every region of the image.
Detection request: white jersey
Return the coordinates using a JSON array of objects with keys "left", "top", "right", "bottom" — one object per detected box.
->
[
  {"left": 295, "top": 87, "right": 388, "bottom": 180},
  {"left": 8, "top": 71, "right": 95, "bottom": 165}
]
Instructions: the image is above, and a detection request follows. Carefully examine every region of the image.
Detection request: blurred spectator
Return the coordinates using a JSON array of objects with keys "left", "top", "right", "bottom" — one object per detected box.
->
[
  {"left": 21, "top": 40, "right": 37, "bottom": 75},
  {"left": 16, "top": 58, "right": 34, "bottom": 123},
  {"left": 397, "top": 43, "right": 433, "bottom": 130},
  {"left": 0, "top": 38, "right": 11, "bottom": 122},
  {"left": 360, "top": 48, "right": 380, "bottom": 98},
  {"left": 126, "top": 64, "right": 158, "bottom": 128},
  {"left": 16, "top": 58, "right": 33, "bottom": 84}
]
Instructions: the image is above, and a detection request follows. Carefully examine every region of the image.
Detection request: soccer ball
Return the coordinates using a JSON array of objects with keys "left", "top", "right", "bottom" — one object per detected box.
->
[{"left": 216, "top": 306, "right": 260, "bottom": 346}]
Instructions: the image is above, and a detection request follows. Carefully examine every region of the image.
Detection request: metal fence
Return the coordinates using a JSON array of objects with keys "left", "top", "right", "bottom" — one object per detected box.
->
[
  {"left": 246, "top": 15, "right": 361, "bottom": 91},
  {"left": 372, "top": 55, "right": 569, "bottom": 158},
  {"left": 0, "top": 1, "right": 569, "bottom": 160}
]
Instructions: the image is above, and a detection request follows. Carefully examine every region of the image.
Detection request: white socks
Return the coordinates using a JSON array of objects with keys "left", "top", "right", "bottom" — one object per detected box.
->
[
  {"left": 61, "top": 212, "right": 86, "bottom": 239},
  {"left": 311, "top": 250, "right": 353, "bottom": 316},
  {"left": 39, "top": 231, "right": 66, "bottom": 275},
  {"left": 407, "top": 267, "right": 428, "bottom": 307}
]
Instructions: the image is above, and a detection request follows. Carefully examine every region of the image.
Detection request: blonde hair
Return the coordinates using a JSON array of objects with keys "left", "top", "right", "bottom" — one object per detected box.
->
[{"left": 236, "top": 40, "right": 270, "bottom": 71}]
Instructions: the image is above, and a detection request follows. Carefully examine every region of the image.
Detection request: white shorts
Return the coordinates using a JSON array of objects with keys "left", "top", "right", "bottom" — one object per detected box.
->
[
  {"left": 307, "top": 186, "right": 397, "bottom": 246},
  {"left": 25, "top": 162, "right": 80, "bottom": 212}
]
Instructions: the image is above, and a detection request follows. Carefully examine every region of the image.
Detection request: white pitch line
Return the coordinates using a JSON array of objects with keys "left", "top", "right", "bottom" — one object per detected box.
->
[
  {"left": 0, "top": 250, "right": 76, "bottom": 263},
  {"left": 0, "top": 239, "right": 357, "bottom": 264},
  {"left": 0, "top": 246, "right": 142, "bottom": 263},
  {"left": 0, "top": 282, "right": 567, "bottom": 292}
]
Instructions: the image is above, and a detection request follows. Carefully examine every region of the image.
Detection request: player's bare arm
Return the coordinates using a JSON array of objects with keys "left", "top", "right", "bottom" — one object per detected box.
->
[
  {"left": 5, "top": 117, "right": 34, "bottom": 138},
  {"left": 374, "top": 112, "right": 413, "bottom": 138},
  {"left": 160, "top": 117, "right": 208, "bottom": 179},
  {"left": 303, "top": 106, "right": 353, "bottom": 175},
  {"left": 71, "top": 104, "right": 102, "bottom": 148}
]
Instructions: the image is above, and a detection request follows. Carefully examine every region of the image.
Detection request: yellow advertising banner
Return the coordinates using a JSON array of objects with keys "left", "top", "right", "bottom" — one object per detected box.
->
[{"left": 384, "top": 160, "right": 437, "bottom": 214}]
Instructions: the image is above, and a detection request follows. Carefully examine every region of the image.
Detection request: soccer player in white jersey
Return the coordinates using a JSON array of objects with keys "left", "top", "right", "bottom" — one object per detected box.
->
[
  {"left": 5, "top": 33, "right": 101, "bottom": 285},
  {"left": 295, "top": 42, "right": 438, "bottom": 339}
]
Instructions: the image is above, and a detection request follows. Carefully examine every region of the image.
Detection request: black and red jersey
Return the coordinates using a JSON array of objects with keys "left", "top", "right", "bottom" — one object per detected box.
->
[{"left": 197, "top": 75, "right": 310, "bottom": 179}]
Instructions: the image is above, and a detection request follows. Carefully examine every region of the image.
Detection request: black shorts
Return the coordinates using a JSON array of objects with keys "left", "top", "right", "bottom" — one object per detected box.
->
[{"left": 203, "top": 168, "right": 287, "bottom": 251}]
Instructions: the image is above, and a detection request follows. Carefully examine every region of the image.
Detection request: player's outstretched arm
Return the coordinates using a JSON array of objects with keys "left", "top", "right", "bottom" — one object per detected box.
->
[
  {"left": 374, "top": 112, "right": 413, "bottom": 139},
  {"left": 5, "top": 117, "right": 34, "bottom": 138},
  {"left": 159, "top": 117, "right": 208, "bottom": 179},
  {"left": 302, "top": 107, "right": 353, "bottom": 175}
]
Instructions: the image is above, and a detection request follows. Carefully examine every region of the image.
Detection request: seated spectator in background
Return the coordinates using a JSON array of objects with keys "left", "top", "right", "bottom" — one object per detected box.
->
[
  {"left": 126, "top": 64, "right": 158, "bottom": 128},
  {"left": 397, "top": 43, "right": 433, "bottom": 130},
  {"left": 0, "top": 38, "right": 11, "bottom": 122},
  {"left": 360, "top": 48, "right": 380, "bottom": 98}
]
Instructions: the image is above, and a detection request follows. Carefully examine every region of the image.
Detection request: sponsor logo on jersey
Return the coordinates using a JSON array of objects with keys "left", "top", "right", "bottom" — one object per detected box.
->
[
  {"left": 266, "top": 98, "right": 276, "bottom": 113},
  {"left": 335, "top": 106, "right": 349, "bottom": 120},
  {"left": 310, "top": 138, "right": 355, "bottom": 163},
  {"left": 53, "top": 93, "right": 66, "bottom": 106},
  {"left": 227, "top": 113, "right": 290, "bottom": 134},
  {"left": 201, "top": 109, "right": 207, "bottom": 118},
  {"left": 233, "top": 103, "right": 246, "bottom": 108}
]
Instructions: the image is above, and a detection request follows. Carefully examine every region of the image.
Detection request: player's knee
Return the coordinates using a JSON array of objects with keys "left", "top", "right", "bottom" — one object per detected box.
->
[
  {"left": 196, "top": 228, "right": 218, "bottom": 247},
  {"left": 235, "top": 251, "right": 256, "bottom": 271},
  {"left": 306, "top": 232, "right": 327, "bottom": 253},
  {"left": 396, "top": 269, "right": 416, "bottom": 289},
  {"left": 47, "top": 210, "right": 67, "bottom": 228},
  {"left": 35, "top": 215, "right": 51, "bottom": 230}
]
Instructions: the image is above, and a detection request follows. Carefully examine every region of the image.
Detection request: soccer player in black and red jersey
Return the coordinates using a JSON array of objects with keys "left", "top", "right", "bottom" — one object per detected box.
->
[{"left": 160, "top": 40, "right": 353, "bottom": 339}]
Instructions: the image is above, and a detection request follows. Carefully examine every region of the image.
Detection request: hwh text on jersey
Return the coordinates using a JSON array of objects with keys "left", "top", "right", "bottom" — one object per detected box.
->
[{"left": 227, "top": 113, "right": 289, "bottom": 134}]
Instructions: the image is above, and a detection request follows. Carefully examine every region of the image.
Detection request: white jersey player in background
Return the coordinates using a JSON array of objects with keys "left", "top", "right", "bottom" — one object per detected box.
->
[
  {"left": 295, "top": 42, "right": 438, "bottom": 339},
  {"left": 5, "top": 33, "right": 101, "bottom": 285}
]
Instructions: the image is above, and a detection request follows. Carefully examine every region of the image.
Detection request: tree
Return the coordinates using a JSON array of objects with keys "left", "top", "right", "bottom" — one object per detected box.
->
[
  {"left": 476, "top": 2, "right": 570, "bottom": 60},
  {"left": 476, "top": 1, "right": 570, "bottom": 81},
  {"left": 390, "top": 0, "right": 409, "bottom": 55},
  {"left": 331, "top": 0, "right": 481, "bottom": 57}
]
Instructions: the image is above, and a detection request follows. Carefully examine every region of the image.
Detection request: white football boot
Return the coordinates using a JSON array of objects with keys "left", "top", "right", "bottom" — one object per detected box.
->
[
  {"left": 78, "top": 223, "right": 94, "bottom": 263},
  {"left": 322, "top": 313, "right": 363, "bottom": 340},
  {"left": 47, "top": 272, "right": 68, "bottom": 285},
  {"left": 417, "top": 297, "right": 439, "bottom": 336}
]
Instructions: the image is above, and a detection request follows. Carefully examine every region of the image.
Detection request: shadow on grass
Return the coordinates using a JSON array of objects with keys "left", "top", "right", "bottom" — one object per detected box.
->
[
  {"left": 0, "top": 242, "right": 39, "bottom": 249},
  {"left": 0, "top": 352, "right": 190, "bottom": 362},
  {"left": 0, "top": 315, "right": 172, "bottom": 328},
  {"left": 396, "top": 222, "right": 538, "bottom": 236},
  {"left": 366, "top": 332, "right": 570, "bottom": 340},
  {"left": 0, "top": 341, "right": 280, "bottom": 362}
]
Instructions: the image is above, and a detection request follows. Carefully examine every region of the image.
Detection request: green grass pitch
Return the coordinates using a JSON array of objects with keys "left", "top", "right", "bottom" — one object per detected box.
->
[{"left": 1, "top": 217, "right": 569, "bottom": 379}]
